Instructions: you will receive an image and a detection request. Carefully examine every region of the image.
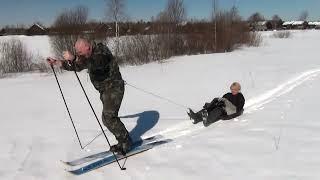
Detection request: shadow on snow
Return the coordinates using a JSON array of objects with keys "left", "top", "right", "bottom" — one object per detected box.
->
[{"left": 120, "top": 110, "right": 160, "bottom": 142}]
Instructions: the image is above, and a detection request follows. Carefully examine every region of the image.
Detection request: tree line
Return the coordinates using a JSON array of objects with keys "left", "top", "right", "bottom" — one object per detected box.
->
[{"left": 1, "top": 0, "right": 262, "bottom": 76}]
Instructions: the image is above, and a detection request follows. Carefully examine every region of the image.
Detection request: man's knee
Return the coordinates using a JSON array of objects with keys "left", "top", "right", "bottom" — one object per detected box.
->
[{"left": 102, "top": 111, "right": 117, "bottom": 127}]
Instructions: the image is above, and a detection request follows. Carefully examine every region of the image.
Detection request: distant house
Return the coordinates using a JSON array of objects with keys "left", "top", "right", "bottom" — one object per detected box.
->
[
  {"left": 282, "top": 21, "right": 308, "bottom": 29},
  {"left": 282, "top": 21, "right": 293, "bottom": 29},
  {"left": 292, "top": 21, "right": 308, "bottom": 29},
  {"left": 252, "top": 21, "right": 273, "bottom": 31},
  {"left": 308, "top": 22, "right": 320, "bottom": 29},
  {"left": 94, "top": 23, "right": 113, "bottom": 36},
  {"left": 270, "top": 20, "right": 284, "bottom": 30},
  {"left": 27, "top": 23, "right": 47, "bottom": 36},
  {"left": 0, "top": 28, "right": 5, "bottom": 36}
]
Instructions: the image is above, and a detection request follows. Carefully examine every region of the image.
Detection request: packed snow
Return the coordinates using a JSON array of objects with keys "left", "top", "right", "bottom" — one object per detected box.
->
[{"left": 1, "top": 30, "right": 320, "bottom": 180}]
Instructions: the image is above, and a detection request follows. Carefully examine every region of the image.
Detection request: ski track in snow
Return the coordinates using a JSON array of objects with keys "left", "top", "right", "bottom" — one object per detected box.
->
[{"left": 154, "top": 68, "right": 320, "bottom": 141}]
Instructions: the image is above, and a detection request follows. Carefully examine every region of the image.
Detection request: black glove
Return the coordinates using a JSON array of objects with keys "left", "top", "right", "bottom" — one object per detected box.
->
[{"left": 216, "top": 101, "right": 226, "bottom": 108}]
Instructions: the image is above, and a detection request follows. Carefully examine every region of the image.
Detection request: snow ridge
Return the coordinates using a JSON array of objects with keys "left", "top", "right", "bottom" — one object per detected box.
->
[
  {"left": 244, "top": 68, "right": 320, "bottom": 113},
  {"left": 155, "top": 68, "right": 320, "bottom": 140}
]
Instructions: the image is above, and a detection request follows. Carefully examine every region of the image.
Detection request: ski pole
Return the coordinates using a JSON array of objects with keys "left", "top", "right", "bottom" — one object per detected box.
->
[
  {"left": 50, "top": 64, "right": 84, "bottom": 149},
  {"left": 72, "top": 70, "right": 126, "bottom": 170}
]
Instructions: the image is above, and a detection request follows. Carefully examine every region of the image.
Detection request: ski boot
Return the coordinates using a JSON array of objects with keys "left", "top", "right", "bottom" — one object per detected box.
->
[
  {"left": 110, "top": 137, "right": 132, "bottom": 156},
  {"left": 188, "top": 109, "right": 207, "bottom": 124}
]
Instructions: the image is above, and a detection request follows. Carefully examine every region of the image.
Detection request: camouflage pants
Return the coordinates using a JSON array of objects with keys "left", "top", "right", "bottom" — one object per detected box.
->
[{"left": 100, "top": 80, "right": 129, "bottom": 143}]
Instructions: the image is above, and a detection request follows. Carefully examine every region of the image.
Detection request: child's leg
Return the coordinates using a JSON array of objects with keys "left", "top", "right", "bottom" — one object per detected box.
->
[
  {"left": 204, "top": 98, "right": 220, "bottom": 112},
  {"left": 203, "top": 107, "right": 224, "bottom": 127}
]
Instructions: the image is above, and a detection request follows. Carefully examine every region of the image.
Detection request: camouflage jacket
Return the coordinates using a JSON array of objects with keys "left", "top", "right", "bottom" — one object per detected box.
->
[{"left": 61, "top": 43, "right": 123, "bottom": 92}]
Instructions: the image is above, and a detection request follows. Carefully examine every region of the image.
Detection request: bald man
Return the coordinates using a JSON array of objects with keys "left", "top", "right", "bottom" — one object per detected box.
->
[{"left": 47, "top": 38, "right": 132, "bottom": 155}]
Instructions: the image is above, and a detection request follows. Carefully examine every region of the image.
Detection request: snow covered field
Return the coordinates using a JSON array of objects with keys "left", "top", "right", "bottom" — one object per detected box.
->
[
  {"left": 0, "top": 35, "right": 53, "bottom": 60},
  {"left": 1, "top": 30, "right": 320, "bottom": 179}
]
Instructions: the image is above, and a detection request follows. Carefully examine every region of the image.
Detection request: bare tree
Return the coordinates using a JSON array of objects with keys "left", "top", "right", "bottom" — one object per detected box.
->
[
  {"left": 54, "top": 5, "right": 89, "bottom": 29},
  {"left": 0, "top": 39, "right": 33, "bottom": 74},
  {"left": 248, "top": 12, "right": 265, "bottom": 23},
  {"left": 156, "top": 11, "right": 170, "bottom": 23},
  {"left": 299, "top": 10, "right": 309, "bottom": 21},
  {"left": 230, "top": 6, "right": 241, "bottom": 21},
  {"left": 212, "top": 0, "right": 219, "bottom": 52},
  {"left": 165, "top": 0, "right": 186, "bottom": 24},
  {"left": 115, "top": 6, "right": 261, "bottom": 65},
  {"left": 105, "top": 0, "right": 127, "bottom": 37},
  {"left": 272, "top": 14, "right": 283, "bottom": 29},
  {"left": 105, "top": 0, "right": 127, "bottom": 59},
  {"left": 50, "top": 5, "right": 90, "bottom": 59}
]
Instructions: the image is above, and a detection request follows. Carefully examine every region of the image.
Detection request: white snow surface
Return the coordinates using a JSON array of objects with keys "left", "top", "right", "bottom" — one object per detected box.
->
[{"left": 1, "top": 30, "right": 320, "bottom": 179}]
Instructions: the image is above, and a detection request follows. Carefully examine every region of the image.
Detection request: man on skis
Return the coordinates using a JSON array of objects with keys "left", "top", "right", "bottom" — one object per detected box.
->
[
  {"left": 47, "top": 38, "right": 132, "bottom": 155},
  {"left": 188, "top": 82, "right": 245, "bottom": 127}
]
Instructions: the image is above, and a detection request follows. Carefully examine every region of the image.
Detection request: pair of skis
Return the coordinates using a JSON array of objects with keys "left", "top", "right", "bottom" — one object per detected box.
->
[{"left": 63, "top": 135, "right": 171, "bottom": 175}]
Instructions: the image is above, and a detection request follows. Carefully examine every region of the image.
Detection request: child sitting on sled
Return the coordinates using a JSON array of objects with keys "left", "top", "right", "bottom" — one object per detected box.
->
[{"left": 188, "top": 82, "right": 245, "bottom": 127}]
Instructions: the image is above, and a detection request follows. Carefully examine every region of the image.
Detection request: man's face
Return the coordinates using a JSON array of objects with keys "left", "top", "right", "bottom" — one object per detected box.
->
[
  {"left": 75, "top": 42, "right": 91, "bottom": 58},
  {"left": 231, "top": 86, "right": 240, "bottom": 95}
]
